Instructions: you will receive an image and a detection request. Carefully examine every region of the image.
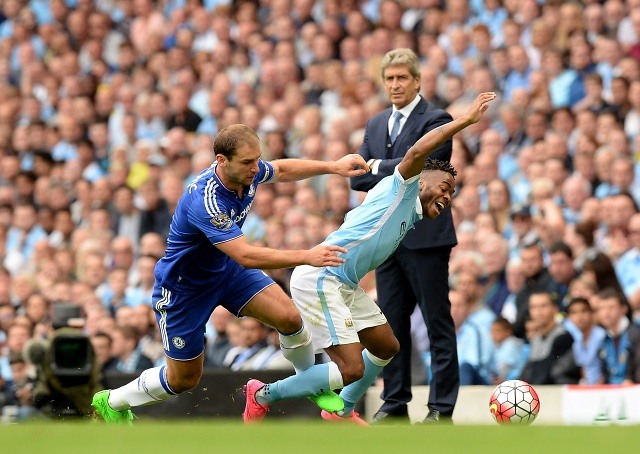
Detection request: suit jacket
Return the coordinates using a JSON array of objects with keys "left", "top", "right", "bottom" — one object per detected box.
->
[{"left": 350, "top": 96, "right": 457, "bottom": 249}]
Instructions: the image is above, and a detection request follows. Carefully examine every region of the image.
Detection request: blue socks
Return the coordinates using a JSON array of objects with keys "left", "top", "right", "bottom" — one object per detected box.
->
[
  {"left": 340, "top": 350, "right": 390, "bottom": 416},
  {"left": 257, "top": 362, "right": 342, "bottom": 405}
]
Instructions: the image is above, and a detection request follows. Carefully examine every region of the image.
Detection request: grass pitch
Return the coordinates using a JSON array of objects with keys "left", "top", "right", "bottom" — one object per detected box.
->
[{"left": 2, "top": 420, "right": 639, "bottom": 454}]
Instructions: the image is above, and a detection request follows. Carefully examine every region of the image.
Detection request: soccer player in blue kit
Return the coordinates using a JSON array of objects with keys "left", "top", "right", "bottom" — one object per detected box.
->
[
  {"left": 91, "top": 124, "right": 370, "bottom": 423},
  {"left": 243, "top": 93, "right": 496, "bottom": 424}
]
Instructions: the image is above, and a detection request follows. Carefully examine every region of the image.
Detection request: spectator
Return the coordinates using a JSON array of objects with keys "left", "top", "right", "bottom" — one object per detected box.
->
[
  {"left": 228, "top": 317, "right": 270, "bottom": 372},
  {"left": 616, "top": 213, "right": 640, "bottom": 321},
  {"left": 597, "top": 288, "right": 640, "bottom": 384},
  {"left": 547, "top": 241, "right": 578, "bottom": 309},
  {"left": 0, "top": 322, "right": 33, "bottom": 385},
  {"left": 105, "top": 324, "right": 154, "bottom": 374},
  {"left": 486, "top": 178, "right": 512, "bottom": 236},
  {"left": 90, "top": 331, "right": 117, "bottom": 374},
  {"left": 137, "top": 180, "right": 172, "bottom": 239},
  {"left": 507, "top": 204, "right": 538, "bottom": 260},
  {"left": 567, "top": 41, "right": 597, "bottom": 108},
  {"left": 450, "top": 290, "right": 493, "bottom": 386},
  {"left": 564, "top": 221, "right": 597, "bottom": 272},
  {"left": 519, "top": 291, "right": 579, "bottom": 385},
  {"left": 513, "top": 242, "right": 557, "bottom": 339},
  {"left": 454, "top": 270, "right": 496, "bottom": 334},
  {"left": 4, "top": 201, "right": 47, "bottom": 275},
  {"left": 478, "top": 233, "right": 510, "bottom": 317},
  {"left": 490, "top": 316, "right": 526, "bottom": 384},
  {"left": 129, "top": 304, "right": 164, "bottom": 366},
  {"left": 582, "top": 250, "right": 627, "bottom": 304},
  {"left": 125, "top": 254, "right": 156, "bottom": 307},
  {"left": 563, "top": 297, "right": 606, "bottom": 385},
  {"left": 205, "top": 305, "right": 235, "bottom": 369},
  {"left": 98, "top": 268, "right": 128, "bottom": 317}
]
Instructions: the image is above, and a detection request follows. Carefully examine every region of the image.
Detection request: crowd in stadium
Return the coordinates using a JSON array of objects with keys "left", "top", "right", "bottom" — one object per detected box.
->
[{"left": 1, "top": 0, "right": 640, "bottom": 420}]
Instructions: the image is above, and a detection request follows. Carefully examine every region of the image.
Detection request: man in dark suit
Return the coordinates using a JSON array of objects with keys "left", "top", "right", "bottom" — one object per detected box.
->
[{"left": 351, "top": 48, "right": 458, "bottom": 423}]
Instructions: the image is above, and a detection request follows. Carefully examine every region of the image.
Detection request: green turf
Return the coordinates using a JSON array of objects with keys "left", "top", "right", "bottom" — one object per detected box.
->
[{"left": 1, "top": 420, "right": 639, "bottom": 454}]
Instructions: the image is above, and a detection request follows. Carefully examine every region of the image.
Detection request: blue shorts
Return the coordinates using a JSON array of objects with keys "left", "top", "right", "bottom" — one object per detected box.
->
[{"left": 152, "top": 266, "right": 275, "bottom": 360}]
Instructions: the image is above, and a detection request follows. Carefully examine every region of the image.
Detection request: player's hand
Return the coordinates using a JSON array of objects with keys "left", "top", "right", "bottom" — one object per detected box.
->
[
  {"left": 464, "top": 92, "right": 496, "bottom": 124},
  {"left": 306, "top": 244, "right": 347, "bottom": 267},
  {"left": 332, "top": 154, "right": 370, "bottom": 177}
]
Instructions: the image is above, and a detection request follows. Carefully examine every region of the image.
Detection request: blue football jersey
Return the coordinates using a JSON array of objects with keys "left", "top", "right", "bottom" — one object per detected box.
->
[
  {"left": 154, "top": 160, "right": 275, "bottom": 289},
  {"left": 324, "top": 167, "right": 422, "bottom": 287}
]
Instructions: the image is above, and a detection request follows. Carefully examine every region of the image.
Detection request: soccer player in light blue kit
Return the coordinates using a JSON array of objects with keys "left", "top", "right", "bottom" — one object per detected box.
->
[
  {"left": 243, "top": 93, "right": 496, "bottom": 424},
  {"left": 91, "top": 124, "right": 370, "bottom": 423}
]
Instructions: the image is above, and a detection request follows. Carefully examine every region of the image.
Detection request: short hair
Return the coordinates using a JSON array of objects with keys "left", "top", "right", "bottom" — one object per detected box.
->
[
  {"left": 566, "top": 297, "right": 591, "bottom": 313},
  {"left": 380, "top": 48, "right": 420, "bottom": 79},
  {"left": 597, "top": 287, "right": 623, "bottom": 304},
  {"left": 422, "top": 159, "right": 457, "bottom": 178},
  {"left": 574, "top": 221, "right": 595, "bottom": 247},
  {"left": 116, "top": 324, "right": 142, "bottom": 342},
  {"left": 213, "top": 124, "right": 260, "bottom": 160},
  {"left": 548, "top": 241, "right": 573, "bottom": 259},
  {"left": 584, "top": 72, "right": 603, "bottom": 85},
  {"left": 492, "top": 316, "right": 513, "bottom": 332},
  {"left": 529, "top": 290, "right": 556, "bottom": 306}
]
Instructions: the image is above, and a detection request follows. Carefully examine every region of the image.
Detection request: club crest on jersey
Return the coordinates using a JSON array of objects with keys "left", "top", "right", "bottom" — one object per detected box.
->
[
  {"left": 248, "top": 184, "right": 256, "bottom": 197},
  {"left": 210, "top": 212, "right": 232, "bottom": 229},
  {"left": 345, "top": 318, "right": 354, "bottom": 328},
  {"left": 172, "top": 337, "right": 185, "bottom": 349}
]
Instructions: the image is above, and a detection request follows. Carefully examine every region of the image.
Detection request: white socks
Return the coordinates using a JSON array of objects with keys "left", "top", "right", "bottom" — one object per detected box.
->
[
  {"left": 279, "top": 324, "right": 315, "bottom": 372},
  {"left": 108, "top": 366, "right": 176, "bottom": 410}
]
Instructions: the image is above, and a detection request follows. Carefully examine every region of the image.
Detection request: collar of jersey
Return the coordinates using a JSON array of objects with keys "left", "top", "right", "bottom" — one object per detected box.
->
[
  {"left": 415, "top": 197, "right": 423, "bottom": 217},
  {"left": 210, "top": 163, "right": 248, "bottom": 196}
]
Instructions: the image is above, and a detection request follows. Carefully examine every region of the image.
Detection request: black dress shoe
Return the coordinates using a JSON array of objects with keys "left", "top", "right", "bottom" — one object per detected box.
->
[
  {"left": 372, "top": 410, "right": 410, "bottom": 425},
  {"left": 419, "top": 409, "right": 453, "bottom": 424}
]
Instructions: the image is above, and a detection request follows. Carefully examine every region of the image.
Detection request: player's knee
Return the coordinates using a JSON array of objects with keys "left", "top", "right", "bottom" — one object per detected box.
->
[
  {"left": 369, "top": 336, "right": 400, "bottom": 361},
  {"left": 168, "top": 370, "right": 202, "bottom": 393},
  {"left": 274, "top": 311, "right": 303, "bottom": 335},
  {"left": 385, "top": 336, "right": 401, "bottom": 359}
]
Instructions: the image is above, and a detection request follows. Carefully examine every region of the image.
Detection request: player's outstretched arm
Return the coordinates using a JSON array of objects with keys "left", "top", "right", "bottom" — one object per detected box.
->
[
  {"left": 397, "top": 92, "right": 496, "bottom": 180},
  {"left": 215, "top": 236, "right": 347, "bottom": 269},
  {"left": 271, "top": 154, "right": 369, "bottom": 182}
]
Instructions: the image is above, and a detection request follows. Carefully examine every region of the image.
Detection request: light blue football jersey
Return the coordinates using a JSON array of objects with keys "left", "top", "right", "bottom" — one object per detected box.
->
[{"left": 324, "top": 167, "right": 422, "bottom": 287}]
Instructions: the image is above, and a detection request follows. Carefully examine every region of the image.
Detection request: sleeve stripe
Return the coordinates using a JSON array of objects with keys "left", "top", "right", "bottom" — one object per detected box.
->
[{"left": 203, "top": 178, "right": 219, "bottom": 217}]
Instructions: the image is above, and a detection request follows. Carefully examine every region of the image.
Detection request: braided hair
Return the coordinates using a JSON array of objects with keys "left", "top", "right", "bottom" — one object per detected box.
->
[{"left": 422, "top": 158, "right": 457, "bottom": 178}]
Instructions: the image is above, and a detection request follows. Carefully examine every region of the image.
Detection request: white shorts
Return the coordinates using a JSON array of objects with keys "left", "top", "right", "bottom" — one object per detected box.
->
[{"left": 290, "top": 265, "right": 387, "bottom": 351}]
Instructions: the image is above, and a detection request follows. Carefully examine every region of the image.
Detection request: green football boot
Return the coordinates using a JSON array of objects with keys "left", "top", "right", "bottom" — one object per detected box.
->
[
  {"left": 308, "top": 390, "right": 345, "bottom": 413},
  {"left": 92, "top": 390, "right": 135, "bottom": 424}
]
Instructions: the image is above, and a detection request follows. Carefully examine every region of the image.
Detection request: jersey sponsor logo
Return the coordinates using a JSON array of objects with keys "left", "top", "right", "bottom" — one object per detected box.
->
[
  {"left": 172, "top": 337, "right": 185, "bottom": 349},
  {"left": 233, "top": 201, "right": 254, "bottom": 224},
  {"left": 210, "top": 212, "right": 232, "bottom": 229}
]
